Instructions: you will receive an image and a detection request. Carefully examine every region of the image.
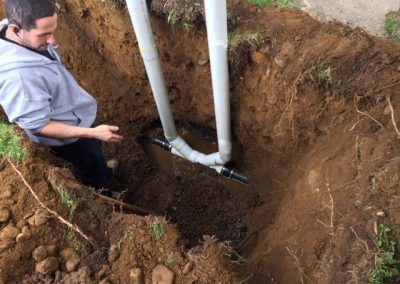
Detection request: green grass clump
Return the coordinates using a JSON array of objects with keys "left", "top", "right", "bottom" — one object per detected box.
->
[
  {"left": 370, "top": 223, "right": 400, "bottom": 284},
  {"left": 385, "top": 11, "right": 400, "bottom": 42},
  {"left": 0, "top": 123, "right": 24, "bottom": 160},
  {"left": 248, "top": 0, "right": 271, "bottom": 9},
  {"left": 151, "top": 218, "right": 165, "bottom": 241},
  {"left": 223, "top": 241, "right": 246, "bottom": 265},
  {"left": 277, "top": 0, "right": 296, "bottom": 8}
]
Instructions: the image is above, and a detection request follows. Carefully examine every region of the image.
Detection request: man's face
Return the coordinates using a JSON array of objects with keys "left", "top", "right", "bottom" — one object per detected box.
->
[{"left": 20, "top": 13, "right": 58, "bottom": 51}]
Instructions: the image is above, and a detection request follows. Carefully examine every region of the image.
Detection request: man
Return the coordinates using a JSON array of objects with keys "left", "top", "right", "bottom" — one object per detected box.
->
[{"left": 0, "top": 0, "right": 123, "bottom": 190}]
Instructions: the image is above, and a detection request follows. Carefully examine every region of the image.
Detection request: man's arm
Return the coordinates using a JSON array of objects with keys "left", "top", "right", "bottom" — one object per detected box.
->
[{"left": 36, "top": 121, "right": 123, "bottom": 142}]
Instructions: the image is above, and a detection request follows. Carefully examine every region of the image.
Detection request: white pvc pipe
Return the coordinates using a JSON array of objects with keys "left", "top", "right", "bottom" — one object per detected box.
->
[
  {"left": 125, "top": 0, "right": 177, "bottom": 140},
  {"left": 204, "top": 0, "right": 232, "bottom": 163},
  {"left": 126, "top": 0, "right": 232, "bottom": 167}
]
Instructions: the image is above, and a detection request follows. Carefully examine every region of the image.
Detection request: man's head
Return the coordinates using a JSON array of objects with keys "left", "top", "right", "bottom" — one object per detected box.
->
[{"left": 5, "top": 0, "right": 57, "bottom": 51}]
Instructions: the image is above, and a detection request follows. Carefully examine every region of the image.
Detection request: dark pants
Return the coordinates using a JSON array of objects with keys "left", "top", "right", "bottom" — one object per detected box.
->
[{"left": 51, "top": 138, "right": 112, "bottom": 189}]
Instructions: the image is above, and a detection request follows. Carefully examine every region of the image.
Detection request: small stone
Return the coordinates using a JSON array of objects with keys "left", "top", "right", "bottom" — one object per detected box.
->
[
  {"left": 0, "top": 239, "right": 15, "bottom": 253},
  {"left": 0, "top": 208, "right": 11, "bottom": 222},
  {"left": 60, "top": 248, "right": 80, "bottom": 262},
  {"left": 0, "top": 224, "right": 20, "bottom": 240},
  {"left": 35, "top": 257, "right": 59, "bottom": 275},
  {"left": 198, "top": 58, "right": 209, "bottom": 66},
  {"left": 295, "top": 36, "right": 302, "bottom": 41},
  {"left": 129, "top": 268, "right": 143, "bottom": 284},
  {"left": 251, "top": 51, "right": 265, "bottom": 64},
  {"left": 108, "top": 245, "right": 120, "bottom": 263},
  {"left": 96, "top": 265, "right": 111, "bottom": 280},
  {"left": 34, "top": 209, "right": 51, "bottom": 226},
  {"left": 23, "top": 212, "right": 34, "bottom": 220},
  {"left": 66, "top": 258, "right": 80, "bottom": 272},
  {"left": 32, "top": 246, "right": 48, "bottom": 262},
  {"left": 21, "top": 226, "right": 30, "bottom": 235},
  {"left": 152, "top": 264, "right": 174, "bottom": 284},
  {"left": 376, "top": 210, "right": 386, "bottom": 218},
  {"left": 138, "top": 229, "right": 146, "bottom": 235},
  {"left": 183, "top": 262, "right": 193, "bottom": 274},
  {"left": 274, "top": 56, "right": 287, "bottom": 68},
  {"left": 46, "top": 245, "right": 58, "bottom": 256},
  {"left": 16, "top": 220, "right": 28, "bottom": 229},
  {"left": 98, "top": 278, "right": 110, "bottom": 284},
  {"left": 16, "top": 233, "right": 30, "bottom": 243}
]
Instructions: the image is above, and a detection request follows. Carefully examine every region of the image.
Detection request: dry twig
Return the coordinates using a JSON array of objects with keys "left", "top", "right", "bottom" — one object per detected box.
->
[
  {"left": 286, "top": 246, "right": 306, "bottom": 284},
  {"left": 353, "top": 96, "right": 384, "bottom": 129},
  {"left": 386, "top": 96, "right": 400, "bottom": 138},
  {"left": 350, "top": 226, "right": 370, "bottom": 254},
  {"left": 6, "top": 158, "right": 95, "bottom": 247},
  {"left": 316, "top": 179, "right": 335, "bottom": 235}
]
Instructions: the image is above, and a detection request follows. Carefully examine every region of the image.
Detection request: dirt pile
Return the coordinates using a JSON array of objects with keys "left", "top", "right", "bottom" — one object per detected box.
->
[{"left": 1, "top": 0, "right": 400, "bottom": 283}]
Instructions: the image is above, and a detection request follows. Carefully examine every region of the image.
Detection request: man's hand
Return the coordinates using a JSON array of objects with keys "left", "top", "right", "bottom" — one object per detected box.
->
[
  {"left": 89, "top": 125, "right": 123, "bottom": 142},
  {"left": 37, "top": 121, "right": 124, "bottom": 142}
]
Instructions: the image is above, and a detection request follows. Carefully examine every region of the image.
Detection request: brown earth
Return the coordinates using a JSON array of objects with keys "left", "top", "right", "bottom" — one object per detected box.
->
[{"left": 1, "top": 0, "right": 400, "bottom": 283}]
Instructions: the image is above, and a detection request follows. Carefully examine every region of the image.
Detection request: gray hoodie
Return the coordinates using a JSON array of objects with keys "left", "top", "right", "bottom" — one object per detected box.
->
[{"left": 0, "top": 20, "right": 97, "bottom": 146}]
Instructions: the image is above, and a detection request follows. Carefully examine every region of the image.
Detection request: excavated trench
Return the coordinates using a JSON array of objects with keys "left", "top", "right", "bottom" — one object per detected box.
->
[{"left": 2, "top": 0, "right": 400, "bottom": 283}]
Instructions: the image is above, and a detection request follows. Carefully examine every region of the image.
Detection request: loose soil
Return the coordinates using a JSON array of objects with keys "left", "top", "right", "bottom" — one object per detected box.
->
[{"left": 1, "top": 0, "right": 400, "bottom": 283}]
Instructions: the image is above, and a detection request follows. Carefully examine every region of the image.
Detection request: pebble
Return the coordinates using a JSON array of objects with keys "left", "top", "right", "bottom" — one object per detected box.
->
[
  {"left": 0, "top": 239, "right": 15, "bottom": 253},
  {"left": 108, "top": 245, "right": 120, "bottom": 263},
  {"left": 129, "top": 268, "right": 143, "bottom": 284},
  {"left": 152, "top": 265, "right": 174, "bottom": 284},
  {"left": 35, "top": 257, "right": 59, "bottom": 275},
  {"left": 32, "top": 246, "right": 48, "bottom": 262},
  {"left": 46, "top": 245, "right": 58, "bottom": 256},
  {"left": 183, "top": 262, "right": 193, "bottom": 274},
  {"left": 60, "top": 248, "right": 80, "bottom": 262},
  {"left": 0, "top": 208, "right": 11, "bottom": 222},
  {"left": 34, "top": 209, "right": 52, "bottom": 226},
  {"left": 0, "top": 224, "right": 20, "bottom": 240},
  {"left": 66, "top": 258, "right": 81, "bottom": 272},
  {"left": 376, "top": 210, "right": 386, "bottom": 218},
  {"left": 96, "top": 265, "right": 111, "bottom": 280},
  {"left": 16, "top": 219, "right": 28, "bottom": 229},
  {"left": 16, "top": 233, "right": 30, "bottom": 243},
  {"left": 138, "top": 229, "right": 146, "bottom": 235},
  {"left": 198, "top": 58, "right": 209, "bottom": 66}
]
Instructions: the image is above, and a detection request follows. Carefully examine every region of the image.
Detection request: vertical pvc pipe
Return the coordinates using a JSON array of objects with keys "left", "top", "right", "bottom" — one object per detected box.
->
[
  {"left": 204, "top": 0, "right": 232, "bottom": 162},
  {"left": 125, "top": 0, "right": 178, "bottom": 140}
]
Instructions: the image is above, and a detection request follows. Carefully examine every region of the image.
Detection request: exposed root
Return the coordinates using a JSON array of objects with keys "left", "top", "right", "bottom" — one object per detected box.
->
[
  {"left": 6, "top": 158, "right": 95, "bottom": 247},
  {"left": 286, "top": 246, "right": 307, "bottom": 284},
  {"left": 349, "top": 226, "right": 370, "bottom": 254},
  {"left": 353, "top": 96, "right": 384, "bottom": 129},
  {"left": 386, "top": 96, "right": 400, "bottom": 139},
  {"left": 316, "top": 179, "right": 335, "bottom": 235}
]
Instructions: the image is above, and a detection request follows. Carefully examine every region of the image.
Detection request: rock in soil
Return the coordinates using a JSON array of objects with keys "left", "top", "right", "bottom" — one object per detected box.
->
[
  {"left": 0, "top": 239, "right": 15, "bottom": 253},
  {"left": 35, "top": 257, "right": 60, "bottom": 275},
  {"left": 129, "top": 267, "right": 143, "bottom": 284},
  {"left": 0, "top": 208, "right": 10, "bottom": 222},
  {"left": 152, "top": 265, "right": 174, "bottom": 284},
  {"left": 32, "top": 245, "right": 48, "bottom": 262},
  {"left": 0, "top": 224, "right": 20, "bottom": 240}
]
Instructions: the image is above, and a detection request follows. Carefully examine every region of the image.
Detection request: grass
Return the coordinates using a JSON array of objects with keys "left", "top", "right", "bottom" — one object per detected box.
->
[
  {"left": 165, "top": 254, "right": 175, "bottom": 266},
  {"left": 248, "top": 0, "right": 271, "bottom": 9},
  {"left": 167, "top": 10, "right": 180, "bottom": 25},
  {"left": 370, "top": 223, "right": 400, "bottom": 284},
  {"left": 277, "top": 0, "right": 296, "bottom": 8},
  {"left": 151, "top": 217, "right": 165, "bottom": 241},
  {"left": 55, "top": 186, "right": 81, "bottom": 252},
  {"left": 385, "top": 11, "right": 400, "bottom": 42},
  {"left": 229, "top": 31, "right": 263, "bottom": 47},
  {"left": 223, "top": 241, "right": 246, "bottom": 266},
  {"left": 248, "top": 0, "right": 296, "bottom": 9},
  {"left": 0, "top": 123, "right": 24, "bottom": 160}
]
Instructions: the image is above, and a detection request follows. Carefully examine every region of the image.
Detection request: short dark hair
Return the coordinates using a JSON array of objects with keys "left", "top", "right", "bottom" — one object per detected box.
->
[{"left": 5, "top": 0, "right": 56, "bottom": 31}]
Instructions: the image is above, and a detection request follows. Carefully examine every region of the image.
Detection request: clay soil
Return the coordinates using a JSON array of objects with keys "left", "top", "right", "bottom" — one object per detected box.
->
[{"left": 1, "top": 0, "right": 400, "bottom": 283}]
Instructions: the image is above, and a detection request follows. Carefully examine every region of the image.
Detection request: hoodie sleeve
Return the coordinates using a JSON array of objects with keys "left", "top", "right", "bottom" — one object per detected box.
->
[{"left": 1, "top": 69, "right": 52, "bottom": 134}]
